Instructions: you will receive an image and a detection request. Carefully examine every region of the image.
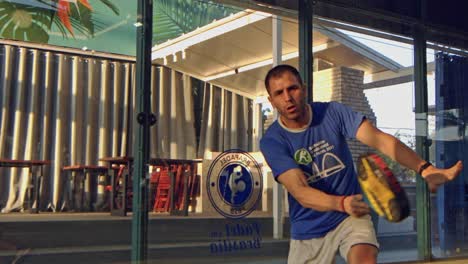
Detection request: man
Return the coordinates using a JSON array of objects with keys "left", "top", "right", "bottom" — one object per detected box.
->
[{"left": 259, "top": 64, "right": 463, "bottom": 264}]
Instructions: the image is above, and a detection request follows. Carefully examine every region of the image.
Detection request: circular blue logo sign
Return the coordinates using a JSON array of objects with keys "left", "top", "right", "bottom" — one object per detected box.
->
[
  {"left": 218, "top": 164, "right": 253, "bottom": 206},
  {"left": 206, "top": 150, "right": 262, "bottom": 219}
]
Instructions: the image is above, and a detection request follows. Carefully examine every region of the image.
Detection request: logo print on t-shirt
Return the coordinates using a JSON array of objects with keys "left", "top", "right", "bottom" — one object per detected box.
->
[
  {"left": 300, "top": 140, "right": 346, "bottom": 183},
  {"left": 306, "top": 152, "right": 345, "bottom": 183},
  {"left": 294, "top": 148, "right": 313, "bottom": 165}
]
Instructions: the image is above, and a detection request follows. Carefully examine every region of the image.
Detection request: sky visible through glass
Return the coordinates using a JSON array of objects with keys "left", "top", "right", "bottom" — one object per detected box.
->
[{"left": 341, "top": 29, "right": 438, "bottom": 145}]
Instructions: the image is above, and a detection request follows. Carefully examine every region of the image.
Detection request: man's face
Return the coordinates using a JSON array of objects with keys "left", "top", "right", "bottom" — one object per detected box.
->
[{"left": 267, "top": 71, "right": 307, "bottom": 125}]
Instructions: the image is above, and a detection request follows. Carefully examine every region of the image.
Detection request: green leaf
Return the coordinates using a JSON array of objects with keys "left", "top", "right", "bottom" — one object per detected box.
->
[
  {"left": 0, "top": 13, "right": 11, "bottom": 29},
  {"left": 75, "top": 4, "right": 95, "bottom": 35},
  {"left": 2, "top": 20, "right": 15, "bottom": 39},
  {"left": 31, "top": 12, "right": 53, "bottom": 28},
  {"left": 28, "top": 23, "right": 49, "bottom": 42},
  {"left": 14, "top": 27, "right": 27, "bottom": 41}
]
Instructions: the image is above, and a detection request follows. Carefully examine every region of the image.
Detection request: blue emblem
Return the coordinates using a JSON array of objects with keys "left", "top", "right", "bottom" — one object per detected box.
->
[
  {"left": 207, "top": 150, "right": 262, "bottom": 219},
  {"left": 218, "top": 164, "right": 253, "bottom": 206}
]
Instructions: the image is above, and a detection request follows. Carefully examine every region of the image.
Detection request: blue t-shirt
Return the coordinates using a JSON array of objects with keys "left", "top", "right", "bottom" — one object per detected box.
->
[{"left": 260, "top": 102, "right": 365, "bottom": 240}]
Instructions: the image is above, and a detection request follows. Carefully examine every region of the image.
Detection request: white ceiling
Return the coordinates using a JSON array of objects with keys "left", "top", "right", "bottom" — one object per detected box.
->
[{"left": 152, "top": 10, "right": 403, "bottom": 98}]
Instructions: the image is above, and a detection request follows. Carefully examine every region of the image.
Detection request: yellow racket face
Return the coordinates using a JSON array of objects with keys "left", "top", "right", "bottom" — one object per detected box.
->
[{"left": 357, "top": 153, "right": 410, "bottom": 222}]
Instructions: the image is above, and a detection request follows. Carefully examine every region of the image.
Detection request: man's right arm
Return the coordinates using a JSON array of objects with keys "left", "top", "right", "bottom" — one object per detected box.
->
[{"left": 277, "top": 168, "right": 370, "bottom": 217}]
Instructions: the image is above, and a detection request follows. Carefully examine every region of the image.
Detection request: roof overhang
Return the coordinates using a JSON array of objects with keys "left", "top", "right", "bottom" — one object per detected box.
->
[
  {"left": 213, "top": 0, "right": 468, "bottom": 52},
  {"left": 152, "top": 9, "right": 403, "bottom": 97}
]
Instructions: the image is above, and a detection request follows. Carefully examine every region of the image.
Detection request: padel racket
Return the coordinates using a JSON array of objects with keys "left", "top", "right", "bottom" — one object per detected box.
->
[{"left": 357, "top": 153, "right": 410, "bottom": 222}]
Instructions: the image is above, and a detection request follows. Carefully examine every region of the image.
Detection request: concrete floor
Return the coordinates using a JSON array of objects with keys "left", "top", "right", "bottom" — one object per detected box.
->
[
  {"left": 396, "top": 259, "right": 468, "bottom": 264},
  {"left": 1, "top": 213, "right": 468, "bottom": 264}
]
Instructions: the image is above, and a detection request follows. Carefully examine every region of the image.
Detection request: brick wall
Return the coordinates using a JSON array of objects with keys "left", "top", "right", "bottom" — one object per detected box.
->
[{"left": 313, "top": 66, "right": 377, "bottom": 162}]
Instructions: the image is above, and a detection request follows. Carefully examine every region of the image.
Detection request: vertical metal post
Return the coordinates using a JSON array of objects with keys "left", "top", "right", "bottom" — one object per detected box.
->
[
  {"left": 414, "top": 24, "right": 432, "bottom": 261},
  {"left": 298, "top": 0, "right": 313, "bottom": 102},
  {"left": 272, "top": 15, "right": 284, "bottom": 239},
  {"left": 132, "top": 0, "right": 153, "bottom": 263},
  {"left": 414, "top": 0, "right": 431, "bottom": 260},
  {"left": 272, "top": 15, "right": 282, "bottom": 67}
]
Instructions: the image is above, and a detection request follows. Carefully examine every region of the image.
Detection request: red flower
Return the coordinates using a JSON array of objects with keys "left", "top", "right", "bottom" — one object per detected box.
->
[
  {"left": 57, "top": 0, "right": 73, "bottom": 35},
  {"left": 57, "top": 0, "right": 93, "bottom": 36}
]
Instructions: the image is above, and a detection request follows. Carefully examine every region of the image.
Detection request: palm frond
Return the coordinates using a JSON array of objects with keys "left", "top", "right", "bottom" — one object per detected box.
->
[
  {"left": 32, "top": 11, "right": 53, "bottom": 27},
  {"left": 97, "top": 0, "right": 120, "bottom": 15},
  {"left": 153, "top": 0, "right": 241, "bottom": 44},
  {"left": 52, "top": 18, "right": 68, "bottom": 38}
]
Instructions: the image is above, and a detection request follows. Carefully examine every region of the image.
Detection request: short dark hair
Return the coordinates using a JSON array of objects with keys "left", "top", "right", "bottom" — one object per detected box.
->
[{"left": 264, "top": 64, "right": 303, "bottom": 94}]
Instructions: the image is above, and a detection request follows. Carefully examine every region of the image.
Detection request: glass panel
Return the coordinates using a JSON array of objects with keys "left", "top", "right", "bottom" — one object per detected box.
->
[
  {"left": 148, "top": 1, "right": 287, "bottom": 263},
  {"left": 0, "top": 1, "right": 136, "bottom": 263},
  {"left": 430, "top": 50, "right": 468, "bottom": 260},
  {"left": 337, "top": 29, "right": 418, "bottom": 263},
  {"left": 147, "top": 1, "right": 430, "bottom": 263},
  {"left": 2, "top": 0, "right": 466, "bottom": 263}
]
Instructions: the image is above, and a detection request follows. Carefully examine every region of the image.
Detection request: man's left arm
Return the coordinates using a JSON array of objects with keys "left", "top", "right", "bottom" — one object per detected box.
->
[{"left": 355, "top": 119, "right": 463, "bottom": 192}]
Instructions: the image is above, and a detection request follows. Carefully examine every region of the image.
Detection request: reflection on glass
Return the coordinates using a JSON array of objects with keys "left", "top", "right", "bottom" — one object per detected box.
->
[
  {"left": 1, "top": 0, "right": 467, "bottom": 262},
  {"left": 149, "top": 1, "right": 423, "bottom": 262},
  {"left": 0, "top": 0, "right": 119, "bottom": 43},
  {"left": 432, "top": 53, "right": 468, "bottom": 259},
  {"left": 0, "top": 1, "right": 137, "bottom": 263}
]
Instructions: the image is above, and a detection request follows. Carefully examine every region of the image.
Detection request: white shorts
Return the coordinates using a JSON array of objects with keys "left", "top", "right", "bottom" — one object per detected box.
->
[{"left": 288, "top": 215, "right": 379, "bottom": 264}]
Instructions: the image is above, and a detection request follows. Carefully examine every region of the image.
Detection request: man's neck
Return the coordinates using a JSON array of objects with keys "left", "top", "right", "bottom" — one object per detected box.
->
[{"left": 280, "top": 104, "right": 312, "bottom": 130}]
